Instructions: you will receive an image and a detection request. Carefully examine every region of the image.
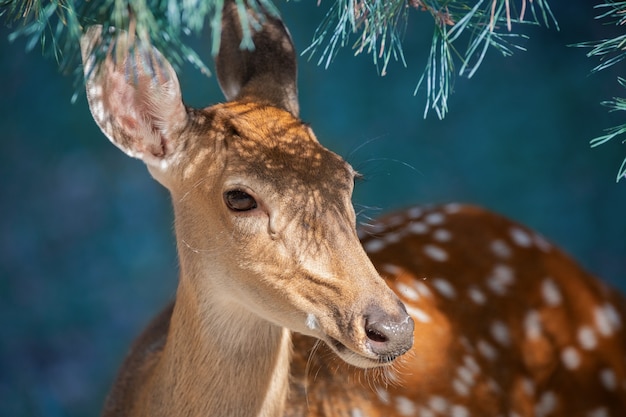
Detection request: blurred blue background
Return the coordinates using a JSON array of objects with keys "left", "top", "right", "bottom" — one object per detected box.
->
[{"left": 1, "top": 2, "right": 624, "bottom": 416}]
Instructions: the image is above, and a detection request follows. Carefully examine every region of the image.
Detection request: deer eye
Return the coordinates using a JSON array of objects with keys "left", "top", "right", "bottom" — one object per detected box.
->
[{"left": 224, "top": 189, "right": 258, "bottom": 212}]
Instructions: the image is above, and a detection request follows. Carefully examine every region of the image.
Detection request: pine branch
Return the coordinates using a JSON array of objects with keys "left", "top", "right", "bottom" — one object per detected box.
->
[
  {"left": 577, "top": 1, "right": 626, "bottom": 182},
  {"left": 1, "top": 0, "right": 557, "bottom": 118},
  {"left": 305, "top": 0, "right": 558, "bottom": 119},
  {"left": 0, "top": 0, "right": 278, "bottom": 89},
  {"left": 576, "top": 1, "right": 626, "bottom": 73},
  {"left": 590, "top": 77, "right": 626, "bottom": 182}
]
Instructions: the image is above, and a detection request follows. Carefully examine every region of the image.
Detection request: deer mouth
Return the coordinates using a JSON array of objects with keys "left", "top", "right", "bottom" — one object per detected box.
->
[{"left": 323, "top": 335, "right": 406, "bottom": 369}]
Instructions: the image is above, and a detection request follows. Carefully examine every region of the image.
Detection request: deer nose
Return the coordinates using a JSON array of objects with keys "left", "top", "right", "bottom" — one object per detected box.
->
[{"left": 364, "top": 303, "right": 414, "bottom": 360}]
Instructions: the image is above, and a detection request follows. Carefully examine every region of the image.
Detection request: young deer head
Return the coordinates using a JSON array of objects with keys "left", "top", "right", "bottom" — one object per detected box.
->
[{"left": 81, "top": 1, "right": 413, "bottom": 378}]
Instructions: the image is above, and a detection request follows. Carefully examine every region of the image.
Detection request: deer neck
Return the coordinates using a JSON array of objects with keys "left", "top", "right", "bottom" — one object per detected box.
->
[{"left": 147, "top": 261, "right": 293, "bottom": 417}]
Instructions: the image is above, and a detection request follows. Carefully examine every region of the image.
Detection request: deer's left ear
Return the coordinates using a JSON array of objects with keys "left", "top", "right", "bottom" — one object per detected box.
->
[
  {"left": 216, "top": 2, "right": 299, "bottom": 117},
  {"left": 80, "top": 25, "right": 189, "bottom": 168}
]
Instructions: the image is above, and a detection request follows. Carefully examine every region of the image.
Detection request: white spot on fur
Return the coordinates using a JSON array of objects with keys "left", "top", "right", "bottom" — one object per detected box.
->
[
  {"left": 451, "top": 405, "right": 470, "bottom": 417},
  {"left": 395, "top": 395, "right": 417, "bottom": 416},
  {"left": 432, "top": 278, "right": 456, "bottom": 299},
  {"left": 463, "top": 355, "right": 481, "bottom": 374},
  {"left": 457, "top": 365, "right": 475, "bottom": 386},
  {"left": 600, "top": 368, "right": 617, "bottom": 391},
  {"left": 408, "top": 221, "right": 429, "bottom": 234},
  {"left": 396, "top": 281, "right": 420, "bottom": 301},
  {"left": 510, "top": 226, "right": 533, "bottom": 248},
  {"left": 433, "top": 228, "right": 452, "bottom": 242},
  {"left": 428, "top": 396, "right": 449, "bottom": 413},
  {"left": 407, "top": 206, "right": 423, "bottom": 219},
  {"left": 364, "top": 239, "right": 385, "bottom": 253},
  {"left": 423, "top": 244, "right": 449, "bottom": 262},
  {"left": 561, "top": 346, "right": 581, "bottom": 370},
  {"left": 306, "top": 313, "right": 319, "bottom": 331},
  {"left": 406, "top": 305, "right": 432, "bottom": 323},
  {"left": 350, "top": 408, "right": 364, "bottom": 417},
  {"left": 491, "top": 320, "right": 511, "bottom": 346},
  {"left": 381, "top": 264, "right": 401, "bottom": 276},
  {"left": 425, "top": 212, "right": 445, "bottom": 225},
  {"left": 541, "top": 278, "right": 562, "bottom": 307},
  {"left": 477, "top": 339, "right": 498, "bottom": 361},
  {"left": 415, "top": 281, "right": 433, "bottom": 298},
  {"left": 490, "top": 239, "right": 512, "bottom": 259},
  {"left": 578, "top": 326, "right": 598, "bottom": 350},
  {"left": 452, "top": 378, "right": 470, "bottom": 396},
  {"left": 486, "top": 264, "right": 516, "bottom": 295},
  {"left": 534, "top": 391, "right": 557, "bottom": 417},
  {"left": 467, "top": 286, "right": 487, "bottom": 305},
  {"left": 384, "top": 232, "right": 403, "bottom": 244},
  {"left": 594, "top": 303, "right": 621, "bottom": 337},
  {"left": 524, "top": 310, "right": 542, "bottom": 340}
]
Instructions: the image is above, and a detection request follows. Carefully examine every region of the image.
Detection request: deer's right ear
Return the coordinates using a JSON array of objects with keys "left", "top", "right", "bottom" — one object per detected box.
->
[{"left": 81, "top": 26, "right": 188, "bottom": 169}]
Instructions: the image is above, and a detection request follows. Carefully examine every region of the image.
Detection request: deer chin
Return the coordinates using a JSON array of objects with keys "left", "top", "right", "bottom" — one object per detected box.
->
[{"left": 322, "top": 336, "right": 395, "bottom": 369}]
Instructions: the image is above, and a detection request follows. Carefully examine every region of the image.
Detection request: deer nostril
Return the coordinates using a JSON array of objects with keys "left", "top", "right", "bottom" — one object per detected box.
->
[{"left": 365, "top": 325, "right": 389, "bottom": 343}]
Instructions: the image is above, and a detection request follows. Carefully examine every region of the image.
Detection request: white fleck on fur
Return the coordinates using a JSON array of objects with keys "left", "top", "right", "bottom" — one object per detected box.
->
[
  {"left": 490, "top": 320, "right": 511, "bottom": 346},
  {"left": 578, "top": 326, "right": 598, "bottom": 350},
  {"left": 541, "top": 278, "right": 562, "bottom": 307},
  {"left": 594, "top": 303, "right": 622, "bottom": 337},
  {"left": 408, "top": 221, "right": 429, "bottom": 234},
  {"left": 396, "top": 282, "right": 420, "bottom": 302},
  {"left": 486, "top": 264, "right": 515, "bottom": 295},
  {"left": 561, "top": 346, "right": 581, "bottom": 370},
  {"left": 534, "top": 391, "right": 558, "bottom": 417},
  {"left": 433, "top": 228, "right": 452, "bottom": 242},
  {"left": 305, "top": 313, "right": 319, "bottom": 331},
  {"left": 405, "top": 305, "right": 431, "bottom": 323},
  {"left": 489, "top": 239, "right": 512, "bottom": 259},
  {"left": 364, "top": 239, "right": 386, "bottom": 253},
  {"left": 510, "top": 227, "right": 533, "bottom": 248},
  {"left": 395, "top": 396, "right": 417, "bottom": 416},
  {"left": 467, "top": 286, "right": 487, "bottom": 305},
  {"left": 432, "top": 278, "right": 456, "bottom": 299},
  {"left": 477, "top": 339, "right": 498, "bottom": 361},
  {"left": 424, "top": 212, "right": 446, "bottom": 226},
  {"left": 600, "top": 368, "right": 617, "bottom": 391},
  {"left": 423, "top": 244, "right": 449, "bottom": 262},
  {"left": 524, "top": 310, "right": 542, "bottom": 340}
]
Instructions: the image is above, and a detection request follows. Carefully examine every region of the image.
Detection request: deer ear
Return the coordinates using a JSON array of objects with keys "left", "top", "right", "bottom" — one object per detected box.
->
[
  {"left": 216, "top": 2, "right": 299, "bottom": 117},
  {"left": 80, "top": 26, "right": 188, "bottom": 168}
]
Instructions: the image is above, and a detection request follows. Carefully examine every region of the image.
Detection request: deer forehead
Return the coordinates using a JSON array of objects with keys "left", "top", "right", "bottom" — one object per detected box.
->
[{"left": 191, "top": 102, "right": 356, "bottom": 198}]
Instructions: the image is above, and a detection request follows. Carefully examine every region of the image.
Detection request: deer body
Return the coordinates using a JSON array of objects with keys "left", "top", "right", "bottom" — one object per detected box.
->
[{"left": 80, "top": 2, "right": 626, "bottom": 417}]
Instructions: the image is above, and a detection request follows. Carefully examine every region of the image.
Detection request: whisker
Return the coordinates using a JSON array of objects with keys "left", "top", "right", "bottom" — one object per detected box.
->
[{"left": 345, "top": 134, "right": 390, "bottom": 163}]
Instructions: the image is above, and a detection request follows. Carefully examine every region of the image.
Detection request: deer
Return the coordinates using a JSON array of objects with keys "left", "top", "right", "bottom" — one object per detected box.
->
[{"left": 80, "top": 1, "right": 626, "bottom": 416}]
